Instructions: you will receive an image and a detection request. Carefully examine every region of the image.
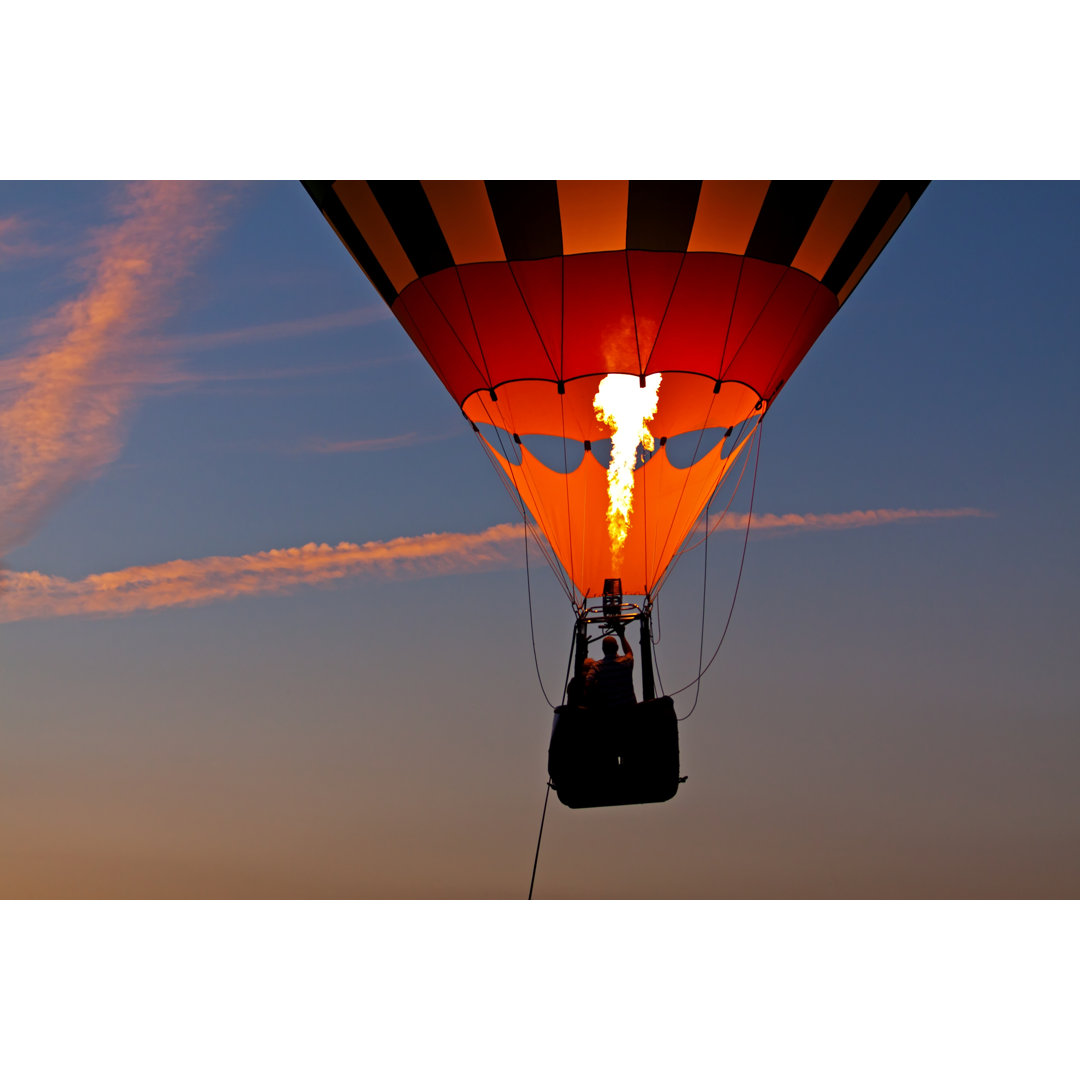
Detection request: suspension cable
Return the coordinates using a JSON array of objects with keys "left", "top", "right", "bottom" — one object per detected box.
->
[
  {"left": 652, "top": 640, "right": 666, "bottom": 699},
  {"left": 469, "top": 422, "right": 575, "bottom": 605},
  {"left": 524, "top": 523, "right": 580, "bottom": 709},
  {"left": 672, "top": 417, "right": 764, "bottom": 712},
  {"left": 651, "top": 416, "right": 756, "bottom": 598},
  {"left": 646, "top": 420, "right": 755, "bottom": 704},
  {"left": 524, "top": 521, "right": 557, "bottom": 709},
  {"left": 682, "top": 478, "right": 716, "bottom": 719}
]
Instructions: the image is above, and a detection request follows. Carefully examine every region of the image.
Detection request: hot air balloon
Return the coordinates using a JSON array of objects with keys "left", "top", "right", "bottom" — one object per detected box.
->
[{"left": 303, "top": 180, "right": 928, "bottom": 808}]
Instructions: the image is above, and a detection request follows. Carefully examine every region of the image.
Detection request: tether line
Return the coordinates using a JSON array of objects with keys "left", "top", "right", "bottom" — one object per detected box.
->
[{"left": 528, "top": 781, "right": 553, "bottom": 900}]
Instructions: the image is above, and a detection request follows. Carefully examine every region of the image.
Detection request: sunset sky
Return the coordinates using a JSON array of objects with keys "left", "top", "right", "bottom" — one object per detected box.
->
[{"left": 1, "top": 180, "right": 1078, "bottom": 900}]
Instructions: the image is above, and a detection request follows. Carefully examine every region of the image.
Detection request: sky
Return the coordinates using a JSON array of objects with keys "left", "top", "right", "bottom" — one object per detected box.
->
[{"left": 1, "top": 180, "right": 1078, "bottom": 900}]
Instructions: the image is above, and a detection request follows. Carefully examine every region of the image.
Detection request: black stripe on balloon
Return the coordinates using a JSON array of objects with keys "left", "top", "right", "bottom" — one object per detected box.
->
[
  {"left": 626, "top": 181, "right": 702, "bottom": 251},
  {"left": 302, "top": 180, "right": 334, "bottom": 205},
  {"left": 485, "top": 181, "right": 563, "bottom": 261},
  {"left": 908, "top": 181, "right": 930, "bottom": 207},
  {"left": 368, "top": 181, "right": 455, "bottom": 278},
  {"left": 302, "top": 181, "right": 398, "bottom": 305},
  {"left": 744, "top": 181, "right": 832, "bottom": 266},
  {"left": 822, "top": 181, "right": 930, "bottom": 294}
]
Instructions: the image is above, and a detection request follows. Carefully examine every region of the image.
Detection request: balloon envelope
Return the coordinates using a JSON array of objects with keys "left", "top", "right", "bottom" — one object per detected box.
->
[{"left": 305, "top": 181, "right": 927, "bottom": 599}]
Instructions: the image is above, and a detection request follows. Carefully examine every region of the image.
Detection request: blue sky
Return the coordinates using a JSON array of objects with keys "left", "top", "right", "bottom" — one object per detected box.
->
[{"left": 1, "top": 180, "right": 1078, "bottom": 900}]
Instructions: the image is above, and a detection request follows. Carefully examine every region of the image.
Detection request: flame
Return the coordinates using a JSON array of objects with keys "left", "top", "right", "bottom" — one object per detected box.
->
[{"left": 592, "top": 373, "right": 662, "bottom": 570}]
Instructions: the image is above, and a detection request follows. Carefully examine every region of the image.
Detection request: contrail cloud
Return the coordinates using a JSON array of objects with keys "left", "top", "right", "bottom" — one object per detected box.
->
[
  {"left": 0, "top": 523, "right": 525, "bottom": 623},
  {"left": 0, "top": 182, "right": 233, "bottom": 556},
  {"left": 0, "top": 508, "right": 987, "bottom": 624},
  {"left": 704, "top": 507, "right": 992, "bottom": 533}
]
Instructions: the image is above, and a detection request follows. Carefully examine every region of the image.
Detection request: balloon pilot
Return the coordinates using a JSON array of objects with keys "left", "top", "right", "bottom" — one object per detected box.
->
[
  {"left": 582, "top": 627, "right": 635, "bottom": 711},
  {"left": 567, "top": 577, "right": 654, "bottom": 708}
]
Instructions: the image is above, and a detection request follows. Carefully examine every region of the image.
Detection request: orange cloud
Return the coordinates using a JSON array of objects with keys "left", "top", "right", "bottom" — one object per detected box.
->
[
  {"left": 0, "top": 182, "right": 234, "bottom": 555},
  {"left": 0, "top": 508, "right": 988, "bottom": 624},
  {"left": 0, "top": 523, "right": 525, "bottom": 623},
  {"left": 703, "top": 507, "right": 992, "bottom": 533}
]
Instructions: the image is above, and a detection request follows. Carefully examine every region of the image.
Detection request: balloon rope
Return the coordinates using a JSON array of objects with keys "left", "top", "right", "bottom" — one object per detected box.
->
[
  {"left": 524, "top": 520, "right": 557, "bottom": 709},
  {"left": 652, "top": 618, "right": 666, "bottom": 698},
  {"left": 646, "top": 419, "right": 757, "bottom": 704},
  {"left": 653, "top": 413, "right": 755, "bottom": 594},
  {"left": 469, "top": 424, "right": 574, "bottom": 603},
  {"left": 523, "top": 526, "right": 577, "bottom": 709},
  {"left": 478, "top": 396, "right": 574, "bottom": 604},
  {"left": 684, "top": 477, "right": 715, "bottom": 720},
  {"left": 673, "top": 417, "right": 763, "bottom": 712},
  {"left": 527, "top": 780, "right": 553, "bottom": 900}
]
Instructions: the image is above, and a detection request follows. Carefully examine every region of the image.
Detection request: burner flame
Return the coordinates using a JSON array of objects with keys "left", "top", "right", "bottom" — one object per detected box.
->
[{"left": 593, "top": 373, "right": 662, "bottom": 570}]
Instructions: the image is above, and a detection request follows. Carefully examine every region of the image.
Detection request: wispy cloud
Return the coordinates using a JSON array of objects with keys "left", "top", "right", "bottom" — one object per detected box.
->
[
  {"left": 0, "top": 357, "right": 389, "bottom": 397},
  {"left": 0, "top": 182, "right": 234, "bottom": 555},
  {"left": 0, "top": 523, "right": 524, "bottom": 623},
  {"left": 703, "top": 507, "right": 991, "bottom": 534},
  {"left": 0, "top": 507, "right": 988, "bottom": 624},
  {"left": 299, "top": 430, "right": 461, "bottom": 454},
  {"left": 0, "top": 215, "right": 54, "bottom": 261},
  {"left": 143, "top": 306, "right": 391, "bottom": 353},
  {"left": 0, "top": 308, "right": 396, "bottom": 400}
]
